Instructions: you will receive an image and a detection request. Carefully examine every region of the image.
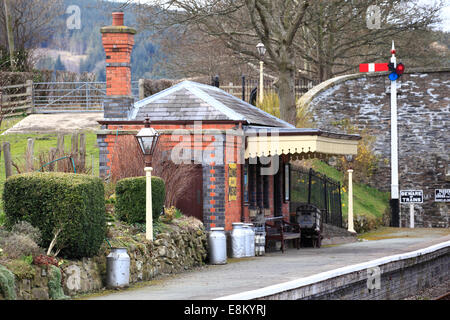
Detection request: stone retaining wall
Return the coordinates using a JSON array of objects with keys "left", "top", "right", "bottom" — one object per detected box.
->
[
  {"left": 217, "top": 241, "right": 449, "bottom": 300},
  {"left": 0, "top": 221, "right": 207, "bottom": 300},
  {"left": 299, "top": 68, "right": 450, "bottom": 228}
]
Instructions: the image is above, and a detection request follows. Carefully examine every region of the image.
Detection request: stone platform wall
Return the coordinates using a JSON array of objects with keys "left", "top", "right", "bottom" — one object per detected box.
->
[{"left": 218, "top": 241, "right": 449, "bottom": 300}]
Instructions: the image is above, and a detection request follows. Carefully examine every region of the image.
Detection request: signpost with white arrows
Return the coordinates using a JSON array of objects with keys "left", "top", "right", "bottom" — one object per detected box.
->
[{"left": 359, "top": 41, "right": 405, "bottom": 227}]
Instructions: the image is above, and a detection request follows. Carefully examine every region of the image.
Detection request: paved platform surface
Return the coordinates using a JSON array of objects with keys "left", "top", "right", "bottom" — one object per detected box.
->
[
  {"left": 2, "top": 113, "right": 103, "bottom": 134},
  {"left": 83, "top": 228, "right": 450, "bottom": 300}
]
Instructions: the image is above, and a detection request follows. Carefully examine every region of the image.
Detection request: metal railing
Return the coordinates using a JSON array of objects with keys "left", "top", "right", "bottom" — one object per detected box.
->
[
  {"left": 33, "top": 81, "right": 140, "bottom": 113},
  {"left": 290, "top": 166, "right": 343, "bottom": 228},
  {"left": 221, "top": 76, "right": 319, "bottom": 103}
]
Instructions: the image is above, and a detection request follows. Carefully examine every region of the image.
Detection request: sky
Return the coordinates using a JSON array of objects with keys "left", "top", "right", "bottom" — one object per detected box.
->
[{"left": 107, "top": 0, "right": 450, "bottom": 32}]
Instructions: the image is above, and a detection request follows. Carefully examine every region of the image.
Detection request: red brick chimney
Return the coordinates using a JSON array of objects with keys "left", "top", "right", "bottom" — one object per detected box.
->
[{"left": 100, "top": 11, "right": 136, "bottom": 119}]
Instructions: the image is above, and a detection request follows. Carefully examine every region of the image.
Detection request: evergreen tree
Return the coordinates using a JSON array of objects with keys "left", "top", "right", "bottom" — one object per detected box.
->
[{"left": 54, "top": 55, "right": 65, "bottom": 71}]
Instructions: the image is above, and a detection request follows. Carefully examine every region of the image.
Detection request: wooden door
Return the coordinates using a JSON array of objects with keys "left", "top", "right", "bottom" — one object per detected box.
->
[{"left": 175, "top": 165, "right": 203, "bottom": 221}]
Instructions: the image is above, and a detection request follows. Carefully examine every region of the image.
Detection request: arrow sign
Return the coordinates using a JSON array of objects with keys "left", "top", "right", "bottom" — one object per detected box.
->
[{"left": 359, "top": 63, "right": 389, "bottom": 73}]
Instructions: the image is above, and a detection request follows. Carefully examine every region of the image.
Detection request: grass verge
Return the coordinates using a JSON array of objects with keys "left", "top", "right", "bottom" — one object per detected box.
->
[
  {"left": 310, "top": 159, "right": 390, "bottom": 219},
  {"left": 0, "top": 117, "right": 100, "bottom": 225}
]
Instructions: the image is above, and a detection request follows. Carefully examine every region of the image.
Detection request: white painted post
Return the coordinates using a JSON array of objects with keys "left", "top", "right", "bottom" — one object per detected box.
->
[
  {"left": 390, "top": 41, "right": 400, "bottom": 216},
  {"left": 145, "top": 166, "right": 153, "bottom": 241},
  {"left": 347, "top": 169, "right": 355, "bottom": 233},
  {"left": 259, "top": 60, "right": 264, "bottom": 105},
  {"left": 26, "top": 80, "right": 34, "bottom": 114},
  {"left": 409, "top": 204, "right": 414, "bottom": 228}
]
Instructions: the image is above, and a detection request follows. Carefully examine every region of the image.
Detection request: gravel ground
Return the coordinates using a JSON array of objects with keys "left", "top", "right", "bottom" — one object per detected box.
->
[{"left": 403, "top": 278, "right": 449, "bottom": 300}]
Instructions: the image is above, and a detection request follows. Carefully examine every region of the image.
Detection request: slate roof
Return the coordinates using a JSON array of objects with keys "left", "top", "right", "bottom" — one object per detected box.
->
[{"left": 129, "top": 81, "right": 294, "bottom": 128}]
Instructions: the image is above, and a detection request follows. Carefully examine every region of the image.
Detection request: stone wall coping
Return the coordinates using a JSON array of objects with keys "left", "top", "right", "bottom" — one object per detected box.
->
[
  {"left": 297, "top": 67, "right": 450, "bottom": 111},
  {"left": 215, "top": 240, "right": 450, "bottom": 300}
]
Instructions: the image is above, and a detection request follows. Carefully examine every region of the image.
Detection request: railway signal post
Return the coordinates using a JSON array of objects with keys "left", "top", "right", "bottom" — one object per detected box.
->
[{"left": 359, "top": 41, "right": 405, "bottom": 227}]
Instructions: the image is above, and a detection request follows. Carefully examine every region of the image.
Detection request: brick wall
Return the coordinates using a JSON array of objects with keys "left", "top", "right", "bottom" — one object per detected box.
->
[
  {"left": 304, "top": 69, "right": 450, "bottom": 228},
  {"left": 97, "top": 123, "right": 241, "bottom": 230}
]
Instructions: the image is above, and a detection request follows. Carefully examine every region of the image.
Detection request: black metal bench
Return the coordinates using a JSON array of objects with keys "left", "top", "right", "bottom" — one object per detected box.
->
[{"left": 265, "top": 216, "right": 301, "bottom": 253}]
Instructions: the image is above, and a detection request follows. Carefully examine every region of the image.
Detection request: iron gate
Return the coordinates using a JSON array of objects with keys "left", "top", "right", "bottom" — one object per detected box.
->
[
  {"left": 290, "top": 167, "right": 343, "bottom": 228},
  {"left": 33, "top": 81, "right": 140, "bottom": 113}
]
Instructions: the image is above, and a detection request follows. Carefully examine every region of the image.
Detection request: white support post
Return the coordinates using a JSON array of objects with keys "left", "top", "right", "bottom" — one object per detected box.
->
[
  {"left": 409, "top": 204, "right": 414, "bottom": 229},
  {"left": 145, "top": 166, "right": 153, "bottom": 241},
  {"left": 259, "top": 60, "right": 264, "bottom": 105},
  {"left": 390, "top": 41, "right": 399, "bottom": 202},
  {"left": 347, "top": 169, "right": 355, "bottom": 233}
]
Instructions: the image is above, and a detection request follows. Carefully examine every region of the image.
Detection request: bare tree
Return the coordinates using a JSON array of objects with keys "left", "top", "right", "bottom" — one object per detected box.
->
[
  {"left": 156, "top": 28, "right": 257, "bottom": 82},
  {"left": 296, "top": 0, "right": 445, "bottom": 81},
  {"left": 136, "top": 0, "right": 310, "bottom": 126},
  {"left": 136, "top": 0, "right": 444, "bottom": 125},
  {"left": 0, "top": 0, "right": 64, "bottom": 70},
  {"left": 3, "top": 0, "right": 14, "bottom": 69}
]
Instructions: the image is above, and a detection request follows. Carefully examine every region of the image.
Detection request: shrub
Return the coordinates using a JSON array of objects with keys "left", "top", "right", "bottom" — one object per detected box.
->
[
  {"left": 115, "top": 176, "right": 165, "bottom": 224},
  {"left": 330, "top": 119, "right": 379, "bottom": 185},
  {"left": 161, "top": 206, "right": 183, "bottom": 223},
  {"left": 47, "top": 265, "right": 69, "bottom": 300},
  {"left": 11, "top": 221, "right": 42, "bottom": 244},
  {"left": 5, "top": 259, "right": 36, "bottom": 280},
  {"left": 0, "top": 265, "right": 16, "bottom": 300},
  {"left": 256, "top": 91, "right": 315, "bottom": 128},
  {"left": 3, "top": 172, "right": 106, "bottom": 259},
  {"left": 353, "top": 214, "right": 383, "bottom": 233},
  {"left": 1, "top": 234, "right": 41, "bottom": 259},
  {"left": 32, "top": 254, "right": 58, "bottom": 267},
  {"left": 0, "top": 227, "right": 10, "bottom": 242}
]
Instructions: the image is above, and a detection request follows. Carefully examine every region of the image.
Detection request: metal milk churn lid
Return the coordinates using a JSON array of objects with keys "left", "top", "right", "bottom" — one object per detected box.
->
[
  {"left": 231, "top": 222, "right": 245, "bottom": 258},
  {"left": 106, "top": 247, "right": 130, "bottom": 289},
  {"left": 208, "top": 227, "right": 227, "bottom": 265}
]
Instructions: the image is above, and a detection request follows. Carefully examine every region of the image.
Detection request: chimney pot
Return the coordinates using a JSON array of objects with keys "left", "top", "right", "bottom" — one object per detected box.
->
[{"left": 112, "top": 11, "right": 124, "bottom": 26}]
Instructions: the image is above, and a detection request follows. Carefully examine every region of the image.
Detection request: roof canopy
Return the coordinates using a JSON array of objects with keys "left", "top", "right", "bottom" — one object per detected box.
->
[{"left": 244, "top": 126, "right": 360, "bottom": 159}]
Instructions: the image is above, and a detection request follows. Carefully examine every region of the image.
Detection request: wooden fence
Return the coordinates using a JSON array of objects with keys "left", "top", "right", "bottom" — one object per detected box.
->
[
  {"left": 0, "top": 80, "right": 33, "bottom": 118},
  {"left": 2, "top": 133, "right": 91, "bottom": 180}
]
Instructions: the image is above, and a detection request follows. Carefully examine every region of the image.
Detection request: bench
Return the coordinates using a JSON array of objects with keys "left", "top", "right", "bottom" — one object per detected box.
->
[{"left": 265, "top": 216, "right": 301, "bottom": 253}]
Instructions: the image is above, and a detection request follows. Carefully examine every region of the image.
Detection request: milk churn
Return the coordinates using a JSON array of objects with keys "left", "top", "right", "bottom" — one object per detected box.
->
[
  {"left": 208, "top": 227, "right": 227, "bottom": 264},
  {"left": 255, "top": 232, "right": 266, "bottom": 256},
  {"left": 245, "top": 223, "right": 255, "bottom": 257},
  {"left": 106, "top": 248, "right": 130, "bottom": 288},
  {"left": 231, "top": 222, "right": 246, "bottom": 258},
  {"left": 242, "top": 224, "right": 250, "bottom": 257}
]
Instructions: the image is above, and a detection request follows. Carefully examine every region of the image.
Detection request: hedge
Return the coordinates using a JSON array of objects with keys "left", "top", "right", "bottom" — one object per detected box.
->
[
  {"left": 2, "top": 173, "right": 106, "bottom": 259},
  {"left": 115, "top": 176, "right": 165, "bottom": 224}
]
